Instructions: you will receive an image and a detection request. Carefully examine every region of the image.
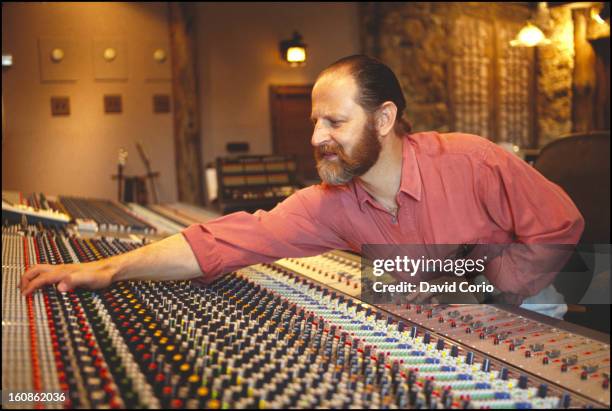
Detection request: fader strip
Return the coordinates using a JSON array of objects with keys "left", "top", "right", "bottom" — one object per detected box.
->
[{"left": 58, "top": 196, "right": 156, "bottom": 233}]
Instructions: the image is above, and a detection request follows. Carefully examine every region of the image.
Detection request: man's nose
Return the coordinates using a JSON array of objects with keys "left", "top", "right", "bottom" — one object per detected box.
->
[{"left": 311, "top": 123, "right": 330, "bottom": 147}]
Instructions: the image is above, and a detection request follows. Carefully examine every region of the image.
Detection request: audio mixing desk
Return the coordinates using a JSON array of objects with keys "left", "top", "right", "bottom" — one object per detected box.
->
[{"left": 2, "top": 223, "right": 609, "bottom": 409}]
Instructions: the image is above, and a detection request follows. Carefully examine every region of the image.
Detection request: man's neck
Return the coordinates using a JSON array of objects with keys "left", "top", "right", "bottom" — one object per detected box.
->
[{"left": 357, "top": 132, "right": 404, "bottom": 207}]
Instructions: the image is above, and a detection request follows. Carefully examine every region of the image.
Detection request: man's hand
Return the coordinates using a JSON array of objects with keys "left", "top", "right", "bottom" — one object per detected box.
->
[
  {"left": 19, "top": 261, "right": 117, "bottom": 297},
  {"left": 18, "top": 233, "right": 203, "bottom": 297}
]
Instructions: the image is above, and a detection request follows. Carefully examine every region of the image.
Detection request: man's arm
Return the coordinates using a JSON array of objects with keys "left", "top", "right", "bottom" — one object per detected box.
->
[
  {"left": 20, "top": 185, "right": 348, "bottom": 295},
  {"left": 20, "top": 233, "right": 202, "bottom": 296},
  {"left": 477, "top": 144, "right": 585, "bottom": 300},
  {"left": 181, "top": 185, "right": 349, "bottom": 284}
]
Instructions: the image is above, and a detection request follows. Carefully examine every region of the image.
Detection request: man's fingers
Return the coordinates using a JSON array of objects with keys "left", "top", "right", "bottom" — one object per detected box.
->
[
  {"left": 57, "top": 277, "right": 74, "bottom": 293},
  {"left": 22, "top": 273, "right": 62, "bottom": 296},
  {"left": 21, "top": 270, "right": 67, "bottom": 296},
  {"left": 19, "top": 264, "right": 50, "bottom": 290},
  {"left": 23, "top": 264, "right": 51, "bottom": 280}
]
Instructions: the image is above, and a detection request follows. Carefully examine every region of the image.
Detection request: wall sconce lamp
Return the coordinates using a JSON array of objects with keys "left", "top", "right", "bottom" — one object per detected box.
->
[
  {"left": 153, "top": 48, "right": 167, "bottom": 63},
  {"left": 510, "top": 2, "right": 552, "bottom": 47},
  {"left": 103, "top": 47, "right": 117, "bottom": 62},
  {"left": 280, "top": 31, "right": 307, "bottom": 67},
  {"left": 50, "top": 48, "right": 65, "bottom": 63},
  {"left": 510, "top": 22, "right": 551, "bottom": 47}
]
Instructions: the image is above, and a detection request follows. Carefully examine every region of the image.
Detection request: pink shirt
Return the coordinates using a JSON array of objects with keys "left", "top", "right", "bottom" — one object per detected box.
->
[{"left": 183, "top": 132, "right": 584, "bottom": 297}]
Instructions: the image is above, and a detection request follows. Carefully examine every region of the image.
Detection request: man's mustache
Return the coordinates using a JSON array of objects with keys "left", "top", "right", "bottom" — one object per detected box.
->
[{"left": 315, "top": 143, "right": 344, "bottom": 157}]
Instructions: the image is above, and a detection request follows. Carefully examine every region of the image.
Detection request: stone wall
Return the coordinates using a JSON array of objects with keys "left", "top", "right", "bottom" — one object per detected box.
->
[
  {"left": 361, "top": 3, "right": 455, "bottom": 133},
  {"left": 537, "top": 6, "right": 574, "bottom": 147},
  {"left": 361, "top": 3, "right": 534, "bottom": 144},
  {"left": 361, "top": 2, "right": 608, "bottom": 147}
]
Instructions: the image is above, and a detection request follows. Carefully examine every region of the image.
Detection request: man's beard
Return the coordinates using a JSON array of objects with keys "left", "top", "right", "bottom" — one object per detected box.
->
[{"left": 314, "top": 117, "right": 382, "bottom": 185}]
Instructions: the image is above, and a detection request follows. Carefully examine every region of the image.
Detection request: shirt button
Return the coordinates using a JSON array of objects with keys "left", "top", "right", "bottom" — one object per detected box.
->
[{"left": 391, "top": 216, "right": 397, "bottom": 224}]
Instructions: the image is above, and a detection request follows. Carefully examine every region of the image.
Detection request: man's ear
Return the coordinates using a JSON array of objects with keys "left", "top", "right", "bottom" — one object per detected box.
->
[{"left": 375, "top": 102, "right": 398, "bottom": 137}]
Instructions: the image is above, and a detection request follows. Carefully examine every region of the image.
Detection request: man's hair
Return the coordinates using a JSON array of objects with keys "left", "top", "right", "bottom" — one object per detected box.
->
[{"left": 320, "top": 55, "right": 412, "bottom": 135}]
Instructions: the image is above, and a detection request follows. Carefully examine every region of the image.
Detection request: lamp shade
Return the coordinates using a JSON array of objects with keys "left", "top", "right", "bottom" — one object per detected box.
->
[
  {"left": 510, "top": 22, "right": 551, "bottom": 47},
  {"left": 280, "top": 31, "right": 307, "bottom": 66},
  {"left": 286, "top": 46, "right": 306, "bottom": 64}
]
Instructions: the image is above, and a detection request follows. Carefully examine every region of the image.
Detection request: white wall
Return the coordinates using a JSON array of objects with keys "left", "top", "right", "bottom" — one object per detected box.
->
[
  {"left": 2, "top": 3, "right": 177, "bottom": 202},
  {"left": 195, "top": 2, "right": 361, "bottom": 167}
]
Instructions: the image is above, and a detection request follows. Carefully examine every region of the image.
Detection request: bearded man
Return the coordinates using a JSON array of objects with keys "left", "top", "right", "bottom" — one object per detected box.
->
[{"left": 19, "top": 55, "right": 583, "bottom": 315}]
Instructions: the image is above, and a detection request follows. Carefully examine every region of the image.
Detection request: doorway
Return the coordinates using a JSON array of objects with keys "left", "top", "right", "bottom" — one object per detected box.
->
[{"left": 269, "top": 85, "right": 318, "bottom": 183}]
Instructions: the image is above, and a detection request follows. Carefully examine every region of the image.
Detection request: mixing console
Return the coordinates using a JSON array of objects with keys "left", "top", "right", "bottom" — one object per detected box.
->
[
  {"left": 382, "top": 304, "right": 610, "bottom": 405},
  {"left": 144, "top": 203, "right": 220, "bottom": 227},
  {"left": 126, "top": 203, "right": 185, "bottom": 235},
  {"left": 162, "top": 202, "right": 221, "bottom": 223},
  {"left": 2, "top": 191, "right": 71, "bottom": 227},
  {"left": 2, "top": 191, "right": 67, "bottom": 214},
  {"left": 277, "top": 254, "right": 610, "bottom": 405},
  {"left": 2, "top": 224, "right": 609, "bottom": 409},
  {"left": 2, "top": 225, "right": 147, "bottom": 408},
  {"left": 2, "top": 191, "right": 157, "bottom": 234},
  {"left": 274, "top": 251, "right": 363, "bottom": 297},
  {"left": 59, "top": 196, "right": 156, "bottom": 233}
]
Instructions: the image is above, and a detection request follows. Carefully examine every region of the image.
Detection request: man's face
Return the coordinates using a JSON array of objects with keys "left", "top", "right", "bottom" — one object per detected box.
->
[{"left": 311, "top": 71, "right": 382, "bottom": 185}]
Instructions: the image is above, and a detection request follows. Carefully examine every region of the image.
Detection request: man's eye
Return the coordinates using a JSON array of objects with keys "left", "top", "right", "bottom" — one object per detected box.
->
[{"left": 329, "top": 120, "right": 340, "bottom": 128}]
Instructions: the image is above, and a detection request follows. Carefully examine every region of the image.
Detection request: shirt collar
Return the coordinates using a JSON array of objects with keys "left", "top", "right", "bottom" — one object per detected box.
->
[{"left": 354, "top": 134, "right": 422, "bottom": 212}]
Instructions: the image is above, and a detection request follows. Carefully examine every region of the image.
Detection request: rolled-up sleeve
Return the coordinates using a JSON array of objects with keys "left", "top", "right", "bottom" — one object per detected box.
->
[
  {"left": 477, "top": 145, "right": 585, "bottom": 297},
  {"left": 182, "top": 186, "right": 349, "bottom": 283}
]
